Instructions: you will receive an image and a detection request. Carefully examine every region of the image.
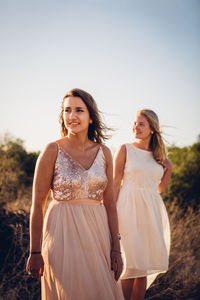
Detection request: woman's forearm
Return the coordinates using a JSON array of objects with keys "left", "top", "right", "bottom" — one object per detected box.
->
[
  {"left": 113, "top": 177, "right": 123, "bottom": 203},
  {"left": 113, "top": 182, "right": 120, "bottom": 203},
  {"left": 158, "top": 168, "right": 172, "bottom": 193},
  {"left": 104, "top": 203, "right": 121, "bottom": 251},
  {"left": 30, "top": 205, "right": 44, "bottom": 252}
]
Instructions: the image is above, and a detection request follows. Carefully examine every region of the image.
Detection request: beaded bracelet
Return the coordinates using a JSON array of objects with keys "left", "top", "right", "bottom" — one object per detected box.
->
[
  {"left": 117, "top": 233, "right": 121, "bottom": 240},
  {"left": 31, "top": 251, "right": 41, "bottom": 254}
]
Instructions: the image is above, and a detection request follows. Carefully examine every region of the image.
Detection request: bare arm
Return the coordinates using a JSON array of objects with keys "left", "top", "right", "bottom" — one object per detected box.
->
[
  {"left": 158, "top": 158, "right": 173, "bottom": 193},
  {"left": 26, "top": 142, "right": 57, "bottom": 279},
  {"left": 113, "top": 144, "right": 126, "bottom": 202},
  {"left": 101, "top": 145, "right": 123, "bottom": 280}
]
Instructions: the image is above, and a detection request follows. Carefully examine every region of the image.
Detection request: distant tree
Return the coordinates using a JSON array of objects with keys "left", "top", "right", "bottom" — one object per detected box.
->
[
  {"left": 0, "top": 134, "right": 39, "bottom": 207},
  {"left": 163, "top": 141, "right": 200, "bottom": 211}
]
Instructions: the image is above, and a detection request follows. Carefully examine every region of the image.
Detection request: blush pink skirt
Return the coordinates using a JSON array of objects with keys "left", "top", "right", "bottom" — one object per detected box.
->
[{"left": 41, "top": 199, "right": 124, "bottom": 300}]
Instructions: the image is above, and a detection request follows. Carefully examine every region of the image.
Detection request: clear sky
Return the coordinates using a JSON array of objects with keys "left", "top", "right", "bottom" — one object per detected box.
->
[{"left": 0, "top": 0, "right": 199, "bottom": 152}]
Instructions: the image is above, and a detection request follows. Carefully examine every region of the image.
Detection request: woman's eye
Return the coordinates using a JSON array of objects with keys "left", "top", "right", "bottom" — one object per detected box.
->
[
  {"left": 77, "top": 109, "right": 84, "bottom": 112},
  {"left": 64, "top": 108, "right": 70, "bottom": 112}
]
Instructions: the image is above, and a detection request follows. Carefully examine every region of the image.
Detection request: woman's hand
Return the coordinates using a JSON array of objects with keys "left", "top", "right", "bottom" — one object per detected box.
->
[
  {"left": 157, "top": 158, "right": 173, "bottom": 171},
  {"left": 111, "top": 250, "right": 123, "bottom": 281},
  {"left": 161, "top": 158, "right": 173, "bottom": 171},
  {"left": 26, "top": 253, "right": 44, "bottom": 281}
]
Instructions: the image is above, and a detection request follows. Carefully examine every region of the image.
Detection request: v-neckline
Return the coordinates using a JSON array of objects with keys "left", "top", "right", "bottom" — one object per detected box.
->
[{"left": 58, "top": 144, "right": 101, "bottom": 171}]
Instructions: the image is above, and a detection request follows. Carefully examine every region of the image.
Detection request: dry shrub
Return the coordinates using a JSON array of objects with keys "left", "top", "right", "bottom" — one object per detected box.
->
[
  {"left": 146, "top": 205, "right": 200, "bottom": 299},
  {"left": 3, "top": 186, "right": 32, "bottom": 213},
  {"left": 0, "top": 209, "right": 40, "bottom": 300}
]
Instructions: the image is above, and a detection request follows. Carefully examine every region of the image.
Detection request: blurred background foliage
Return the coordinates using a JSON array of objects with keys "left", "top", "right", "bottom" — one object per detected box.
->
[
  {"left": 1, "top": 132, "right": 199, "bottom": 213},
  {"left": 0, "top": 133, "right": 39, "bottom": 210},
  {"left": 163, "top": 137, "right": 200, "bottom": 212}
]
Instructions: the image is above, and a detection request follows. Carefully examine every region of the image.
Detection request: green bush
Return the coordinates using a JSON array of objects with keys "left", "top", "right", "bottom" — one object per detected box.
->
[
  {"left": 0, "top": 134, "right": 39, "bottom": 208},
  {"left": 163, "top": 141, "right": 200, "bottom": 211}
]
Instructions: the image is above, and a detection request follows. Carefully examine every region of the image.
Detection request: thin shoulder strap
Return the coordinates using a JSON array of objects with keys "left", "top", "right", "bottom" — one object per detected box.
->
[
  {"left": 56, "top": 142, "right": 60, "bottom": 150},
  {"left": 54, "top": 142, "right": 61, "bottom": 158},
  {"left": 125, "top": 144, "right": 128, "bottom": 160}
]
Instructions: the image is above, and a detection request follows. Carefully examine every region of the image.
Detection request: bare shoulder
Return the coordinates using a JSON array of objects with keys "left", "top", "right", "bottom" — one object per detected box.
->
[
  {"left": 101, "top": 144, "right": 112, "bottom": 158},
  {"left": 42, "top": 142, "right": 58, "bottom": 155},
  {"left": 119, "top": 144, "right": 127, "bottom": 153},
  {"left": 114, "top": 144, "right": 127, "bottom": 160},
  {"left": 38, "top": 142, "right": 58, "bottom": 164},
  {"left": 100, "top": 144, "right": 113, "bottom": 167}
]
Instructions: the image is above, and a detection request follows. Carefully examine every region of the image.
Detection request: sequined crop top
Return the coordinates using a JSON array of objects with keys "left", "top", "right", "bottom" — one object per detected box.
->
[{"left": 51, "top": 144, "right": 108, "bottom": 201}]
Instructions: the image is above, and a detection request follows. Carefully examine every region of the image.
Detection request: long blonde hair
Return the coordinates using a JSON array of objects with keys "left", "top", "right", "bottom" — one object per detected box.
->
[{"left": 136, "top": 109, "right": 166, "bottom": 163}]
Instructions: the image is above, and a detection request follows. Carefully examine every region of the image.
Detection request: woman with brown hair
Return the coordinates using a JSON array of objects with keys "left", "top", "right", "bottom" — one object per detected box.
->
[
  {"left": 113, "top": 109, "right": 172, "bottom": 300},
  {"left": 26, "top": 88, "right": 124, "bottom": 300}
]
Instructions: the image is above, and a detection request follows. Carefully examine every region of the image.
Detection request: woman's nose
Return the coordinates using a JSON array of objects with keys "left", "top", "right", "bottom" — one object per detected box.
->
[{"left": 69, "top": 110, "right": 76, "bottom": 118}]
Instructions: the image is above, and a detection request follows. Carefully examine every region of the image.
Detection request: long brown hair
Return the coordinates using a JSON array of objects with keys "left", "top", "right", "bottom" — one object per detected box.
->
[
  {"left": 136, "top": 109, "right": 166, "bottom": 162},
  {"left": 59, "top": 88, "right": 111, "bottom": 143}
]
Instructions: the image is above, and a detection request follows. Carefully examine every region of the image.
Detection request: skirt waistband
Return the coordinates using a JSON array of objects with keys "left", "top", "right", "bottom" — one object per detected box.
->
[{"left": 53, "top": 198, "right": 102, "bottom": 206}]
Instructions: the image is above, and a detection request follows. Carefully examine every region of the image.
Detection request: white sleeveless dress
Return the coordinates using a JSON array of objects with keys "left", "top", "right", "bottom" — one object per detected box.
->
[{"left": 117, "top": 144, "right": 170, "bottom": 287}]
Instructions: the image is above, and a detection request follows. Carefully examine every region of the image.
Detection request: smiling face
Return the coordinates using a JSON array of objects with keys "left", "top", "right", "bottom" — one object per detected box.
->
[
  {"left": 63, "top": 96, "right": 92, "bottom": 136},
  {"left": 133, "top": 113, "right": 152, "bottom": 141}
]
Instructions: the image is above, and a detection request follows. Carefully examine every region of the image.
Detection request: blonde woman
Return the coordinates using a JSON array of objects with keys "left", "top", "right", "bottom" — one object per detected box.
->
[{"left": 113, "top": 110, "right": 172, "bottom": 300}]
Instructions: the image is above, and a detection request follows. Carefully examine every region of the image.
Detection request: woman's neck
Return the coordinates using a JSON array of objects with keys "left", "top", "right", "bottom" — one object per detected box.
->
[
  {"left": 65, "top": 134, "right": 92, "bottom": 152},
  {"left": 134, "top": 138, "right": 151, "bottom": 151}
]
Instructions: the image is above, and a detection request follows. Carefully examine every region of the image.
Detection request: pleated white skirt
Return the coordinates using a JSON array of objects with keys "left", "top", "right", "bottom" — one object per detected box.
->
[{"left": 117, "top": 187, "right": 170, "bottom": 288}]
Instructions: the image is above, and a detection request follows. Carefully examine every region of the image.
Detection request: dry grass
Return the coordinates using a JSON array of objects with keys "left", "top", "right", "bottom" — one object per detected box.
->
[
  {"left": 0, "top": 202, "right": 199, "bottom": 300},
  {"left": 146, "top": 205, "right": 200, "bottom": 299},
  {"left": 0, "top": 209, "right": 40, "bottom": 300},
  {"left": 3, "top": 188, "right": 32, "bottom": 213}
]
